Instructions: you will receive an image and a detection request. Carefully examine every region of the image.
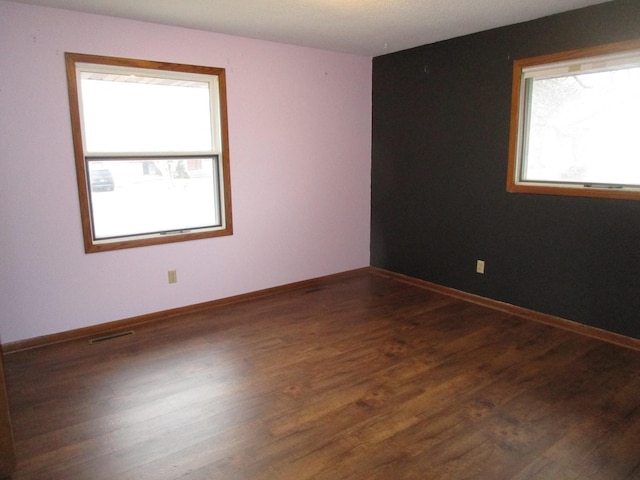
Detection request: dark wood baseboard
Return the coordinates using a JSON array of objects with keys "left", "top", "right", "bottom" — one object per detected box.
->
[
  {"left": 5, "top": 266, "right": 639, "bottom": 354},
  {"left": 2, "top": 268, "right": 369, "bottom": 354},
  {"left": 370, "top": 267, "right": 640, "bottom": 352}
]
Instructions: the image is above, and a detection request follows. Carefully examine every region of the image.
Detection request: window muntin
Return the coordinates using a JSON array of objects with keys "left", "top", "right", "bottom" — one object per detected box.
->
[
  {"left": 65, "top": 53, "right": 232, "bottom": 252},
  {"left": 507, "top": 39, "right": 640, "bottom": 200}
]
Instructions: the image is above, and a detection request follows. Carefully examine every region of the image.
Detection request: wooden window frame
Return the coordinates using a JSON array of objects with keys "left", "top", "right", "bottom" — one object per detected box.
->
[
  {"left": 507, "top": 39, "right": 640, "bottom": 201},
  {"left": 65, "top": 53, "right": 233, "bottom": 253}
]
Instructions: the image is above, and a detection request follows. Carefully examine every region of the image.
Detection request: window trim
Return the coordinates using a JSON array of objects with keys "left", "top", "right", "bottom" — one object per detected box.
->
[
  {"left": 506, "top": 38, "right": 640, "bottom": 201},
  {"left": 65, "top": 53, "right": 232, "bottom": 252}
]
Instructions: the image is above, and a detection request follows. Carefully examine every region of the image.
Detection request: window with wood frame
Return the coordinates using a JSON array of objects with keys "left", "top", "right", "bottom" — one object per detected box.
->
[
  {"left": 65, "top": 53, "right": 232, "bottom": 253},
  {"left": 507, "top": 39, "right": 640, "bottom": 200}
]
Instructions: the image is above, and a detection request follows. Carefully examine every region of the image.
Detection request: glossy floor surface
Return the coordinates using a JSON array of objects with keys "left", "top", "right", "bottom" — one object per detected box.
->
[{"left": 4, "top": 271, "right": 640, "bottom": 479}]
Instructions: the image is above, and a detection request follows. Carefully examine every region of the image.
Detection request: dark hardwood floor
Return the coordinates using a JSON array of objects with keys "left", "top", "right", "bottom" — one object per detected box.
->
[{"left": 3, "top": 271, "right": 640, "bottom": 479}]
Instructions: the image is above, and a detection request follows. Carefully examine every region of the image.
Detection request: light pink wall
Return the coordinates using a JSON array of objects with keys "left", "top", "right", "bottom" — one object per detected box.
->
[{"left": 0, "top": 1, "right": 372, "bottom": 343}]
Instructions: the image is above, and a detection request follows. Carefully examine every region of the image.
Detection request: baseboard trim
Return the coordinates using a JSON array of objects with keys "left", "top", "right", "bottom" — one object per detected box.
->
[
  {"left": 6, "top": 266, "right": 638, "bottom": 354},
  {"left": 370, "top": 267, "right": 640, "bottom": 352},
  {"left": 3, "top": 268, "right": 370, "bottom": 354}
]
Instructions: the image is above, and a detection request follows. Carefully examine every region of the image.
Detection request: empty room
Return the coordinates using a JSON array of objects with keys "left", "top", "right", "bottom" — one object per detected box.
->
[{"left": 0, "top": 0, "right": 639, "bottom": 478}]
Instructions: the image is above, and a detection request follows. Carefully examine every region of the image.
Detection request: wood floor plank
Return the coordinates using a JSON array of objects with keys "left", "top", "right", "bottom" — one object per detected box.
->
[{"left": 3, "top": 271, "right": 640, "bottom": 479}]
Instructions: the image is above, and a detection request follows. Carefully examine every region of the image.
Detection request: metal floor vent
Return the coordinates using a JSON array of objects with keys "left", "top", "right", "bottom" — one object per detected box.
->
[
  {"left": 305, "top": 286, "right": 326, "bottom": 294},
  {"left": 89, "top": 330, "right": 135, "bottom": 345}
]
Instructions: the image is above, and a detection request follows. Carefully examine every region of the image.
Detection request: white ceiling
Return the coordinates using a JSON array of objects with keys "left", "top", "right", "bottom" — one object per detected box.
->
[{"left": 11, "top": 0, "right": 610, "bottom": 56}]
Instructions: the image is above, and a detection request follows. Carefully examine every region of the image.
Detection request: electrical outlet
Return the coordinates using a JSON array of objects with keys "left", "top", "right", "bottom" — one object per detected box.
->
[
  {"left": 168, "top": 270, "right": 177, "bottom": 284},
  {"left": 476, "top": 260, "right": 485, "bottom": 274}
]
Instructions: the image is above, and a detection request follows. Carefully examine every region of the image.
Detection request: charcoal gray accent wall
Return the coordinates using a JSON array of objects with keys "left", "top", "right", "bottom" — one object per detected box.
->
[{"left": 371, "top": 0, "right": 640, "bottom": 339}]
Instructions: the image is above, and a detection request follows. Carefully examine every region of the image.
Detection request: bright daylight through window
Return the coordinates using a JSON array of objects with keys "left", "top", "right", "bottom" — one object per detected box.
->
[
  {"left": 65, "top": 53, "right": 232, "bottom": 252},
  {"left": 507, "top": 39, "right": 640, "bottom": 200}
]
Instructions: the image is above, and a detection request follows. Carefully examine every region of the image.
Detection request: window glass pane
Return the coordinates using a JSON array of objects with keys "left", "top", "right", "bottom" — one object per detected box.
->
[
  {"left": 522, "top": 67, "right": 640, "bottom": 185},
  {"left": 80, "top": 73, "right": 213, "bottom": 153},
  {"left": 88, "top": 158, "right": 221, "bottom": 240}
]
